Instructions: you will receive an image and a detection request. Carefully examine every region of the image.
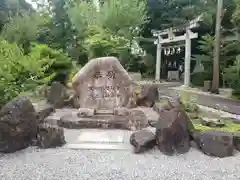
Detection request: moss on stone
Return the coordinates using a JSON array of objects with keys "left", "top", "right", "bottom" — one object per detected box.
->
[{"left": 192, "top": 118, "right": 240, "bottom": 133}]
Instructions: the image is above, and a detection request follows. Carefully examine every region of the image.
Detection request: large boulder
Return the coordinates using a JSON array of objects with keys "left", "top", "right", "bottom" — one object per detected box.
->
[
  {"left": 193, "top": 130, "right": 234, "bottom": 157},
  {"left": 37, "top": 123, "right": 65, "bottom": 149},
  {"left": 34, "top": 103, "right": 55, "bottom": 123},
  {"left": 233, "top": 132, "right": 240, "bottom": 151},
  {"left": 0, "top": 97, "right": 37, "bottom": 153},
  {"left": 155, "top": 107, "right": 193, "bottom": 155},
  {"left": 153, "top": 97, "right": 181, "bottom": 114},
  {"left": 136, "top": 85, "right": 159, "bottom": 107},
  {"left": 127, "top": 109, "right": 148, "bottom": 131},
  {"left": 130, "top": 130, "right": 156, "bottom": 153}
]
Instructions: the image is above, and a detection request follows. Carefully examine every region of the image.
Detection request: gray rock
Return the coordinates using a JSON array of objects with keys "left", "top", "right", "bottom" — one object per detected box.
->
[
  {"left": 47, "top": 82, "right": 69, "bottom": 108},
  {"left": 77, "top": 108, "right": 95, "bottom": 117},
  {"left": 0, "top": 96, "right": 37, "bottom": 153},
  {"left": 194, "top": 130, "right": 234, "bottom": 157},
  {"left": 127, "top": 109, "right": 148, "bottom": 131},
  {"left": 64, "top": 93, "right": 80, "bottom": 108},
  {"left": 130, "top": 130, "right": 156, "bottom": 153},
  {"left": 190, "top": 140, "right": 198, "bottom": 149},
  {"left": 155, "top": 107, "right": 193, "bottom": 155},
  {"left": 113, "top": 107, "right": 129, "bottom": 116},
  {"left": 59, "top": 110, "right": 148, "bottom": 131},
  {"left": 136, "top": 85, "right": 159, "bottom": 107},
  {"left": 152, "top": 100, "right": 174, "bottom": 114},
  {"left": 233, "top": 132, "right": 240, "bottom": 151},
  {"left": 37, "top": 123, "right": 65, "bottom": 149},
  {"left": 34, "top": 103, "right": 55, "bottom": 123},
  {"left": 59, "top": 114, "right": 131, "bottom": 130}
]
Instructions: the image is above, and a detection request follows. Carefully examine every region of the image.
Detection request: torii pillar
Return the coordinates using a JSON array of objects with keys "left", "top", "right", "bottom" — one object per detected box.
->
[
  {"left": 154, "top": 28, "right": 198, "bottom": 87},
  {"left": 155, "top": 38, "right": 162, "bottom": 81}
]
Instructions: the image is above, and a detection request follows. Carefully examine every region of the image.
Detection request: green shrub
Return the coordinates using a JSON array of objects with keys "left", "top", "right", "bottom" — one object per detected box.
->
[
  {"left": 191, "top": 71, "right": 212, "bottom": 86},
  {"left": 0, "top": 41, "right": 75, "bottom": 107},
  {"left": 0, "top": 41, "right": 56, "bottom": 107},
  {"left": 29, "top": 44, "right": 73, "bottom": 85},
  {"left": 224, "top": 55, "right": 240, "bottom": 99},
  {"left": 67, "top": 61, "right": 82, "bottom": 85},
  {"left": 180, "top": 91, "right": 199, "bottom": 114},
  {"left": 83, "top": 26, "right": 130, "bottom": 59}
]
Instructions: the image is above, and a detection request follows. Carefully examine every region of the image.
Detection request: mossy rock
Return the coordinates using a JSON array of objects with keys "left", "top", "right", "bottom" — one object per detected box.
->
[{"left": 192, "top": 118, "right": 240, "bottom": 133}]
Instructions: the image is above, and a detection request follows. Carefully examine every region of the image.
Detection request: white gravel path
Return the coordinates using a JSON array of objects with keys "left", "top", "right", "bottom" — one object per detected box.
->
[{"left": 1, "top": 147, "right": 240, "bottom": 180}]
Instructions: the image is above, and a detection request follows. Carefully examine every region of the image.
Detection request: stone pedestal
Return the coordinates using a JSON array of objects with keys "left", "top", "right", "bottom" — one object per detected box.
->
[{"left": 167, "top": 71, "right": 179, "bottom": 81}]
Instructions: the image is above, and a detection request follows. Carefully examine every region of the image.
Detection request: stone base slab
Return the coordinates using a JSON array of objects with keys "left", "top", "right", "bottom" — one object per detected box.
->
[{"left": 59, "top": 114, "right": 133, "bottom": 130}]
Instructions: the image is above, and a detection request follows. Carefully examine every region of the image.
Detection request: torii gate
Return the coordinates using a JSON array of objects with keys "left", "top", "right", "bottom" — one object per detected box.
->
[{"left": 152, "top": 16, "right": 201, "bottom": 87}]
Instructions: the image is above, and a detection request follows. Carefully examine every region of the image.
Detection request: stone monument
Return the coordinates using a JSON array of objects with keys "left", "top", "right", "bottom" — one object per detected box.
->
[
  {"left": 58, "top": 56, "right": 148, "bottom": 130},
  {"left": 72, "top": 56, "right": 135, "bottom": 112}
]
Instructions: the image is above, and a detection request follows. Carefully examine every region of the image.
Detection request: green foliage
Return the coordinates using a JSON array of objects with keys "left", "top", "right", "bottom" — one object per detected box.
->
[
  {"left": 191, "top": 35, "right": 214, "bottom": 86},
  {"left": 68, "top": 0, "right": 147, "bottom": 39},
  {"left": 47, "top": 0, "right": 78, "bottom": 51},
  {"left": 99, "top": 0, "right": 147, "bottom": 38},
  {"left": 67, "top": 61, "right": 81, "bottom": 84},
  {"left": 0, "top": 40, "right": 55, "bottom": 107},
  {"left": 68, "top": 0, "right": 147, "bottom": 63},
  {"left": 1, "top": 13, "right": 47, "bottom": 53},
  {"left": 180, "top": 91, "right": 199, "bottom": 114},
  {"left": 67, "top": 1, "right": 98, "bottom": 37},
  {"left": 192, "top": 34, "right": 240, "bottom": 87},
  {"left": 0, "top": 0, "right": 33, "bottom": 32},
  {"left": 232, "top": 0, "right": 240, "bottom": 27},
  {"left": 191, "top": 71, "right": 212, "bottom": 86},
  {"left": 141, "top": 54, "right": 155, "bottom": 77},
  {"left": 224, "top": 55, "right": 240, "bottom": 98},
  {"left": 192, "top": 119, "right": 240, "bottom": 133},
  {"left": 83, "top": 26, "right": 130, "bottom": 59},
  {"left": 28, "top": 43, "right": 73, "bottom": 84},
  {"left": 194, "top": 35, "right": 215, "bottom": 69},
  {"left": 30, "top": 44, "right": 72, "bottom": 72}
]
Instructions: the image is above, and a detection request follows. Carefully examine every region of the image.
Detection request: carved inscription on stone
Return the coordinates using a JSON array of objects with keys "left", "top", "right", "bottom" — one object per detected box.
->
[
  {"left": 92, "top": 71, "right": 115, "bottom": 80},
  {"left": 87, "top": 86, "right": 118, "bottom": 99},
  {"left": 106, "top": 71, "right": 115, "bottom": 79},
  {"left": 72, "top": 57, "right": 134, "bottom": 109},
  {"left": 88, "top": 70, "right": 118, "bottom": 100},
  {"left": 92, "top": 71, "right": 103, "bottom": 80}
]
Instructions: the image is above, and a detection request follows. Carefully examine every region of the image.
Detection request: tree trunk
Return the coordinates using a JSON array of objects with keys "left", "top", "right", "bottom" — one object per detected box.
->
[{"left": 211, "top": 0, "right": 223, "bottom": 94}]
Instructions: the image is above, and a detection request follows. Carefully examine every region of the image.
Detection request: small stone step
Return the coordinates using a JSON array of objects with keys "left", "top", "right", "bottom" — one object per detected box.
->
[
  {"left": 64, "top": 143, "right": 132, "bottom": 150},
  {"left": 59, "top": 114, "right": 131, "bottom": 130}
]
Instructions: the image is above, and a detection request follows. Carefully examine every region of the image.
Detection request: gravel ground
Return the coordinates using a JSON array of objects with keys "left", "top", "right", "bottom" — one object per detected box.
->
[{"left": 0, "top": 147, "right": 240, "bottom": 180}]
